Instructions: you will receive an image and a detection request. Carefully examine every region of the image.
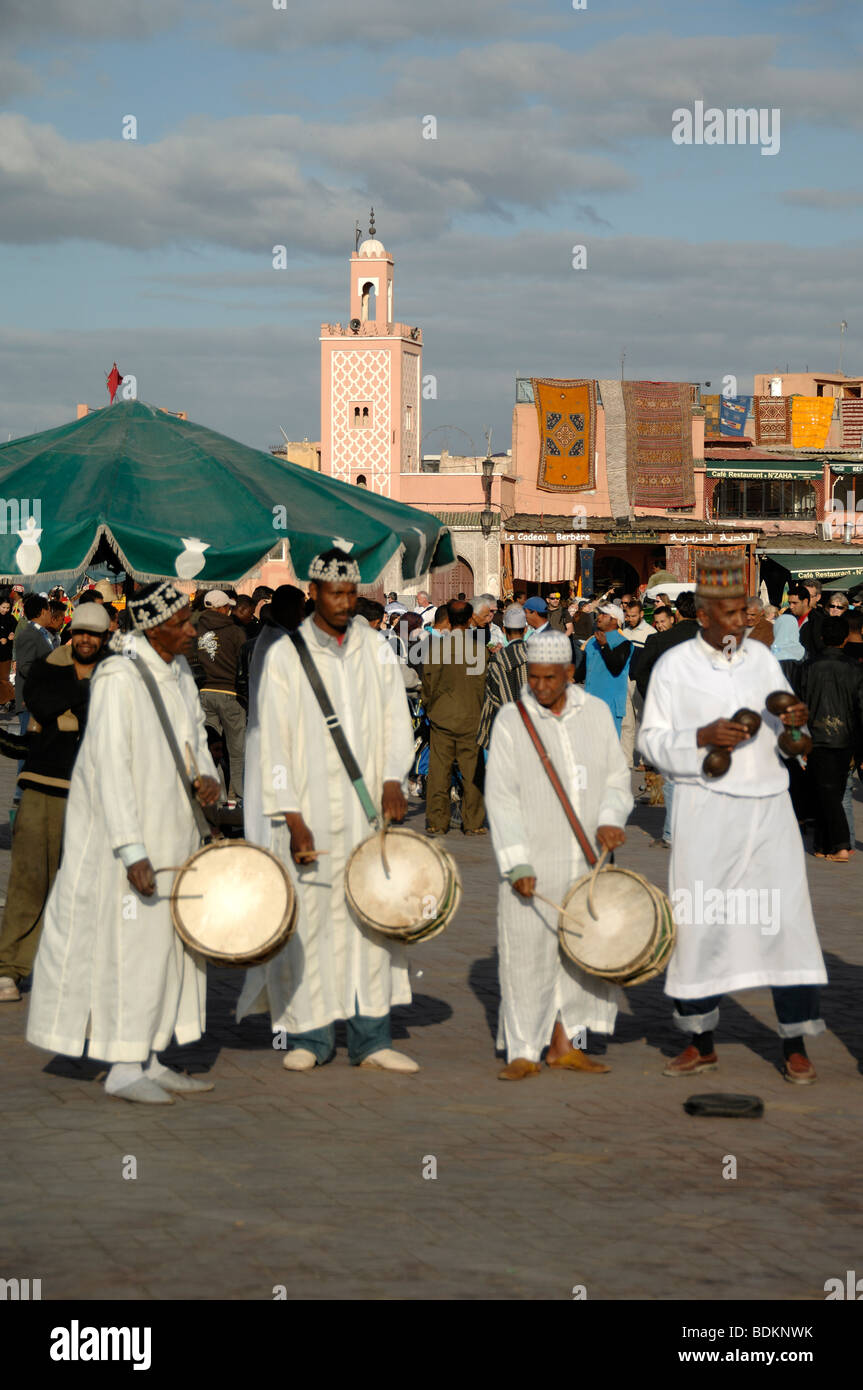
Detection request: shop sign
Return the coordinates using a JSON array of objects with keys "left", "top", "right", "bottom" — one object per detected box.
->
[
  {"left": 668, "top": 532, "right": 758, "bottom": 544},
  {"left": 508, "top": 532, "right": 587, "bottom": 543}
]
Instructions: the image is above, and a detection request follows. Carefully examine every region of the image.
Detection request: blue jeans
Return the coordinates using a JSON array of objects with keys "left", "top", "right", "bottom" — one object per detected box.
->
[
  {"left": 673, "top": 986, "right": 823, "bottom": 1040},
  {"left": 842, "top": 766, "right": 855, "bottom": 845},
  {"left": 13, "top": 711, "right": 29, "bottom": 802},
  {"left": 662, "top": 777, "right": 674, "bottom": 844},
  {"left": 283, "top": 1012, "right": 391, "bottom": 1066}
]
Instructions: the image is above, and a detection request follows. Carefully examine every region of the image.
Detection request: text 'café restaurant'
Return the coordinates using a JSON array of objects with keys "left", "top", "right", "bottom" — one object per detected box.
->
[{"left": 490, "top": 377, "right": 863, "bottom": 601}]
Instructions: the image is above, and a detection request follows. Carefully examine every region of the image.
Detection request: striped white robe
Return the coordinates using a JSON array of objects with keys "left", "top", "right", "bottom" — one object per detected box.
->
[
  {"left": 486, "top": 685, "right": 634, "bottom": 1061},
  {"left": 26, "top": 635, "right": 218, "bottom": 1063},
  {"left": 236, "top": 614, "right": 415, "bottom": 1032}
]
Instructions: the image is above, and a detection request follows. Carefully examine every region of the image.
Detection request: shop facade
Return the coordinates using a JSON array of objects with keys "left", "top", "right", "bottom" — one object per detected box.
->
[{"left": 502, "top": 518, "right": 761, "bottom": 600}]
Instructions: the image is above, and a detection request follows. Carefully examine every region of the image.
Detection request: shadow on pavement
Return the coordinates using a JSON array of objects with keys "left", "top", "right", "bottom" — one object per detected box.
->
[
  {"left": 821, "top": 949, "right": 863, "bottom": 1075},
  {"left": 468, "top": 948, "right": 500, "bottom": 1043}
]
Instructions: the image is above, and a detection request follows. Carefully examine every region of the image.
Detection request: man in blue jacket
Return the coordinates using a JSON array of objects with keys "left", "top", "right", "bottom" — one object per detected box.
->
[{"left": 583, "top": 603, "right": 632, "bottom": 737}]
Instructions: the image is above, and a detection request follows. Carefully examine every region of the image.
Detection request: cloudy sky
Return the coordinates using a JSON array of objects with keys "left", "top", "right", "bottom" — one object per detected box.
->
[{"left": 1, "top": 0, "right": 861, "bottom": 454}]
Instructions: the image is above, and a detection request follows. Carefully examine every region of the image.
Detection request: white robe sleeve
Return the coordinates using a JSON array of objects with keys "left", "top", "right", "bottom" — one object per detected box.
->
[
  {"left": 638, "top": 659, "right": 702, "bottom": 777},
  {"left": 486, "top": 712, "right": 534, "bottom": 878},
  {"left": 378, "top": 638, "right": 414, "bottom": 784},
  {"left": 259, "top": 642, "right": 303, "bottom": 817},
  {"left": 180, "top": 661, "right": 219, "bottom": 782},
  {"left": 595, "top": 700, "right": 636, "bottom": 827},
  {"left": 86, "top": 669, "right": 149, "bottom": 852}
]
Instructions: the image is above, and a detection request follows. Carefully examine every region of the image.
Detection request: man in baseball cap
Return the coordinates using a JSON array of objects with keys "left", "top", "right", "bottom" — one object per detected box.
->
[
  {"left": 523, "top": 596, "right": 549, "bottom": 635},
  {"left": 204, "top": 589, "right": 236, "bottom": 609},
  {"left": 583, "top": 603, "right": 633, "bottom": 737}
]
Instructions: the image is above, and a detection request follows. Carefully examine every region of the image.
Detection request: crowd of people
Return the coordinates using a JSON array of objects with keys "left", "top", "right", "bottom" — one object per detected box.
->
[{"left": 0, "top": 549, "right": 857, "bottom": 1098}]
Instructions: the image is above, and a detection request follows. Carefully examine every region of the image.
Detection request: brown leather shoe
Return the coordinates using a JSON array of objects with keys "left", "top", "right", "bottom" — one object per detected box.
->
[
  {"left": 498, "top": 1058, "right": 541, "bottom": 1081},
  {"left": 783, "top": 1052, "right": 817, "bottom": 1085},
  {"left": 546, "top": 1048, "right": 611, "bottom": 1074},
  {"left": 662, "top": 1044, "right": 718, "bottom": 1077}
]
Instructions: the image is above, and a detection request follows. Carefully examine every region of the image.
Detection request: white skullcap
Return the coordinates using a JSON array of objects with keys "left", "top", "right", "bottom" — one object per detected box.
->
[
  {"left": 599, "top": 603, "right": 625, "bottom": 625},
  {"left": 525, "top": 630, "right": 573, "bottom": 665}
]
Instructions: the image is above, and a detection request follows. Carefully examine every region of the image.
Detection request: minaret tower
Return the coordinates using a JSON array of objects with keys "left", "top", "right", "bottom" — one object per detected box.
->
[{"left": 320, "top": 209, "right": 422, "bottom": 498}]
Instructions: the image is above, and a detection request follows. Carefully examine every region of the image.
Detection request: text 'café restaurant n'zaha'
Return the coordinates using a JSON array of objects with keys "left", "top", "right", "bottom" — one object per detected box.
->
[{"left": 412, "top": 376, "right": 863, "bottom": 604}]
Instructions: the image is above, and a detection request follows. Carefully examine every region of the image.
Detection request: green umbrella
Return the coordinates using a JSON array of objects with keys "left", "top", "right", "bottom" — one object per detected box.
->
[{"left": 0, "top": 400, "right": 454, "bottom": 584}]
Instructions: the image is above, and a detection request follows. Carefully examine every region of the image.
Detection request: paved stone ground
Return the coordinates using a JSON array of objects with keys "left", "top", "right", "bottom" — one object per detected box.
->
[{"left": 2, "top": 749, "right": 863, "bottom": 1302}]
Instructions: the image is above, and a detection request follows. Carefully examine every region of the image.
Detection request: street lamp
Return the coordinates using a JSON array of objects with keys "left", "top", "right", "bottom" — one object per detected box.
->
[{"left": 480, "top": 453, "right": 496, "bottom": 538}]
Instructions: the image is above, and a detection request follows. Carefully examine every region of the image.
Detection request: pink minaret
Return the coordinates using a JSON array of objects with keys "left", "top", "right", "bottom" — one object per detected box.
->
[{"left": 320, "top": 209, "right": 422, "bottom": 498}]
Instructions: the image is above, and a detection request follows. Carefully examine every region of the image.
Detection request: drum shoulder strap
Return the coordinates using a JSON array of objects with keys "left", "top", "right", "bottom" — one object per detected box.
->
[
  {"left": 289, "top": 629, "right": 379, "bottom": 827},
  {"left": 514, "top": 699, "right": 597, "bottom": 867},
  {"left": 130, "top": 657, "right": 211, "bottom": 844}
]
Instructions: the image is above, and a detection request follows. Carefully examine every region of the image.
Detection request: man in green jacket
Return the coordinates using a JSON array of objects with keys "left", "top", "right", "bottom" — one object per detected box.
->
[{"left": 421, "top": 599, "right": 487, "bottom": 835}]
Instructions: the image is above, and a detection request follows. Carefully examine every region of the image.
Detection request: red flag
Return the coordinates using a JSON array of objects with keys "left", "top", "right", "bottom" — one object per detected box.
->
[{"left": 106, "top": 363, "right": 123, "bottom": 402}]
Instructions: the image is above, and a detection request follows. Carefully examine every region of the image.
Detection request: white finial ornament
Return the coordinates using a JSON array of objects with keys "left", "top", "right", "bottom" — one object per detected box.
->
[
  {"left": 175, "top": 537, "right": 210, "bottom": 579},
  {"left": 15, "top": 516, "right": 42, "bottom": 575}
]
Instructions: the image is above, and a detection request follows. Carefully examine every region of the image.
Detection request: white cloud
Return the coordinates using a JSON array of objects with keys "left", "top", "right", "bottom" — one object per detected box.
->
[
  {"left": 3, "top": 230, "right": 860, "bottom": 454},
  {"left": 222, "top": 0, "right": 542, "bottom": 49},
  {"left": 390, "top": 34, "right": 863, "bottom": 137},
  {"left": 0, "top": 0, "right": 187, "bottom": 42},
  {"left": 0, "top": 111, "right": 631, "bottom": 252}
]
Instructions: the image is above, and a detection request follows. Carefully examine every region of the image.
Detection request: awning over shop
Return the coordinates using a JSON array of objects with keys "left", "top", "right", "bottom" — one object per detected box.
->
[
  {"left": 827, "top": 461, "right": 863, "bottom": 475},
  {"left": 510, "top": 542, "right": 578, "bottom": 583},
  {"left": 762, "top": 549, "right": 863, "bottom": 580},
  {"left": 822, "top": 571, "right": 863, "bottom": 590},
  {"left": 706, "top": 459, "right": 822, "bottom": 479}
]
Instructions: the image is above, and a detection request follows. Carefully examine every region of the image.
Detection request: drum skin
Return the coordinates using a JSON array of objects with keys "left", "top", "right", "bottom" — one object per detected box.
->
[
  {"left": 170, "top": 839, "right": 297, "bottom": 967},
  {"left": 558, "top": 865, "right": 676, "bottom": 986},
  {"left": 345, "top": 827, "right": 461, "bottom": 944}
]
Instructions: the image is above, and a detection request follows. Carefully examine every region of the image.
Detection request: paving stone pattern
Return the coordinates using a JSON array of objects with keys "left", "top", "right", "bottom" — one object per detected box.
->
[{"left": 2, "top": 756, "right": 862, "bottom": 1301}]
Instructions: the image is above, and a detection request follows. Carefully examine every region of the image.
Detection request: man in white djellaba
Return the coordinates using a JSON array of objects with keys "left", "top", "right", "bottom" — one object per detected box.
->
[
  {"left": 236, "top": 548, "right": 419, "bottom": 1074},
  {"left": 26, "top": 581, "right": 222, "bottom": 1104},
  {"left": 638, "top": 552, "right": 827, "bottom": 1085},
  {"left": 486, "top": 629, "right": 633, "bottom": 1081}
]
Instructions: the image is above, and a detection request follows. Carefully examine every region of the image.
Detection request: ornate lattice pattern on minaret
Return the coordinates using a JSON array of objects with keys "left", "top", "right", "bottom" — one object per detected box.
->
[
  {"left": 330, "top": 348, "right": 392, "bottom": 494},
  {"left": 401, "top": 351, "right": 420, "bottom": 473}
]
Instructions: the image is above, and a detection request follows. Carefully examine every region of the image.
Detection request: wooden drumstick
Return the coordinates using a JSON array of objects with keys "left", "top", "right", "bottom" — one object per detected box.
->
[
  {"left": 531, "top": 891, "right": 583, "bottom": 937},
  {"left": 587, "top": 847, "right": 610, "bottom": 921},
  {"left": 150, "top": 867, "right": 203, "bottom": 899},
  {"left": 379, "top": 815, "right": 392, "bottom": 877},
  {"left": 185, "top": 741, "right": 201, "bottom": 784}
]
